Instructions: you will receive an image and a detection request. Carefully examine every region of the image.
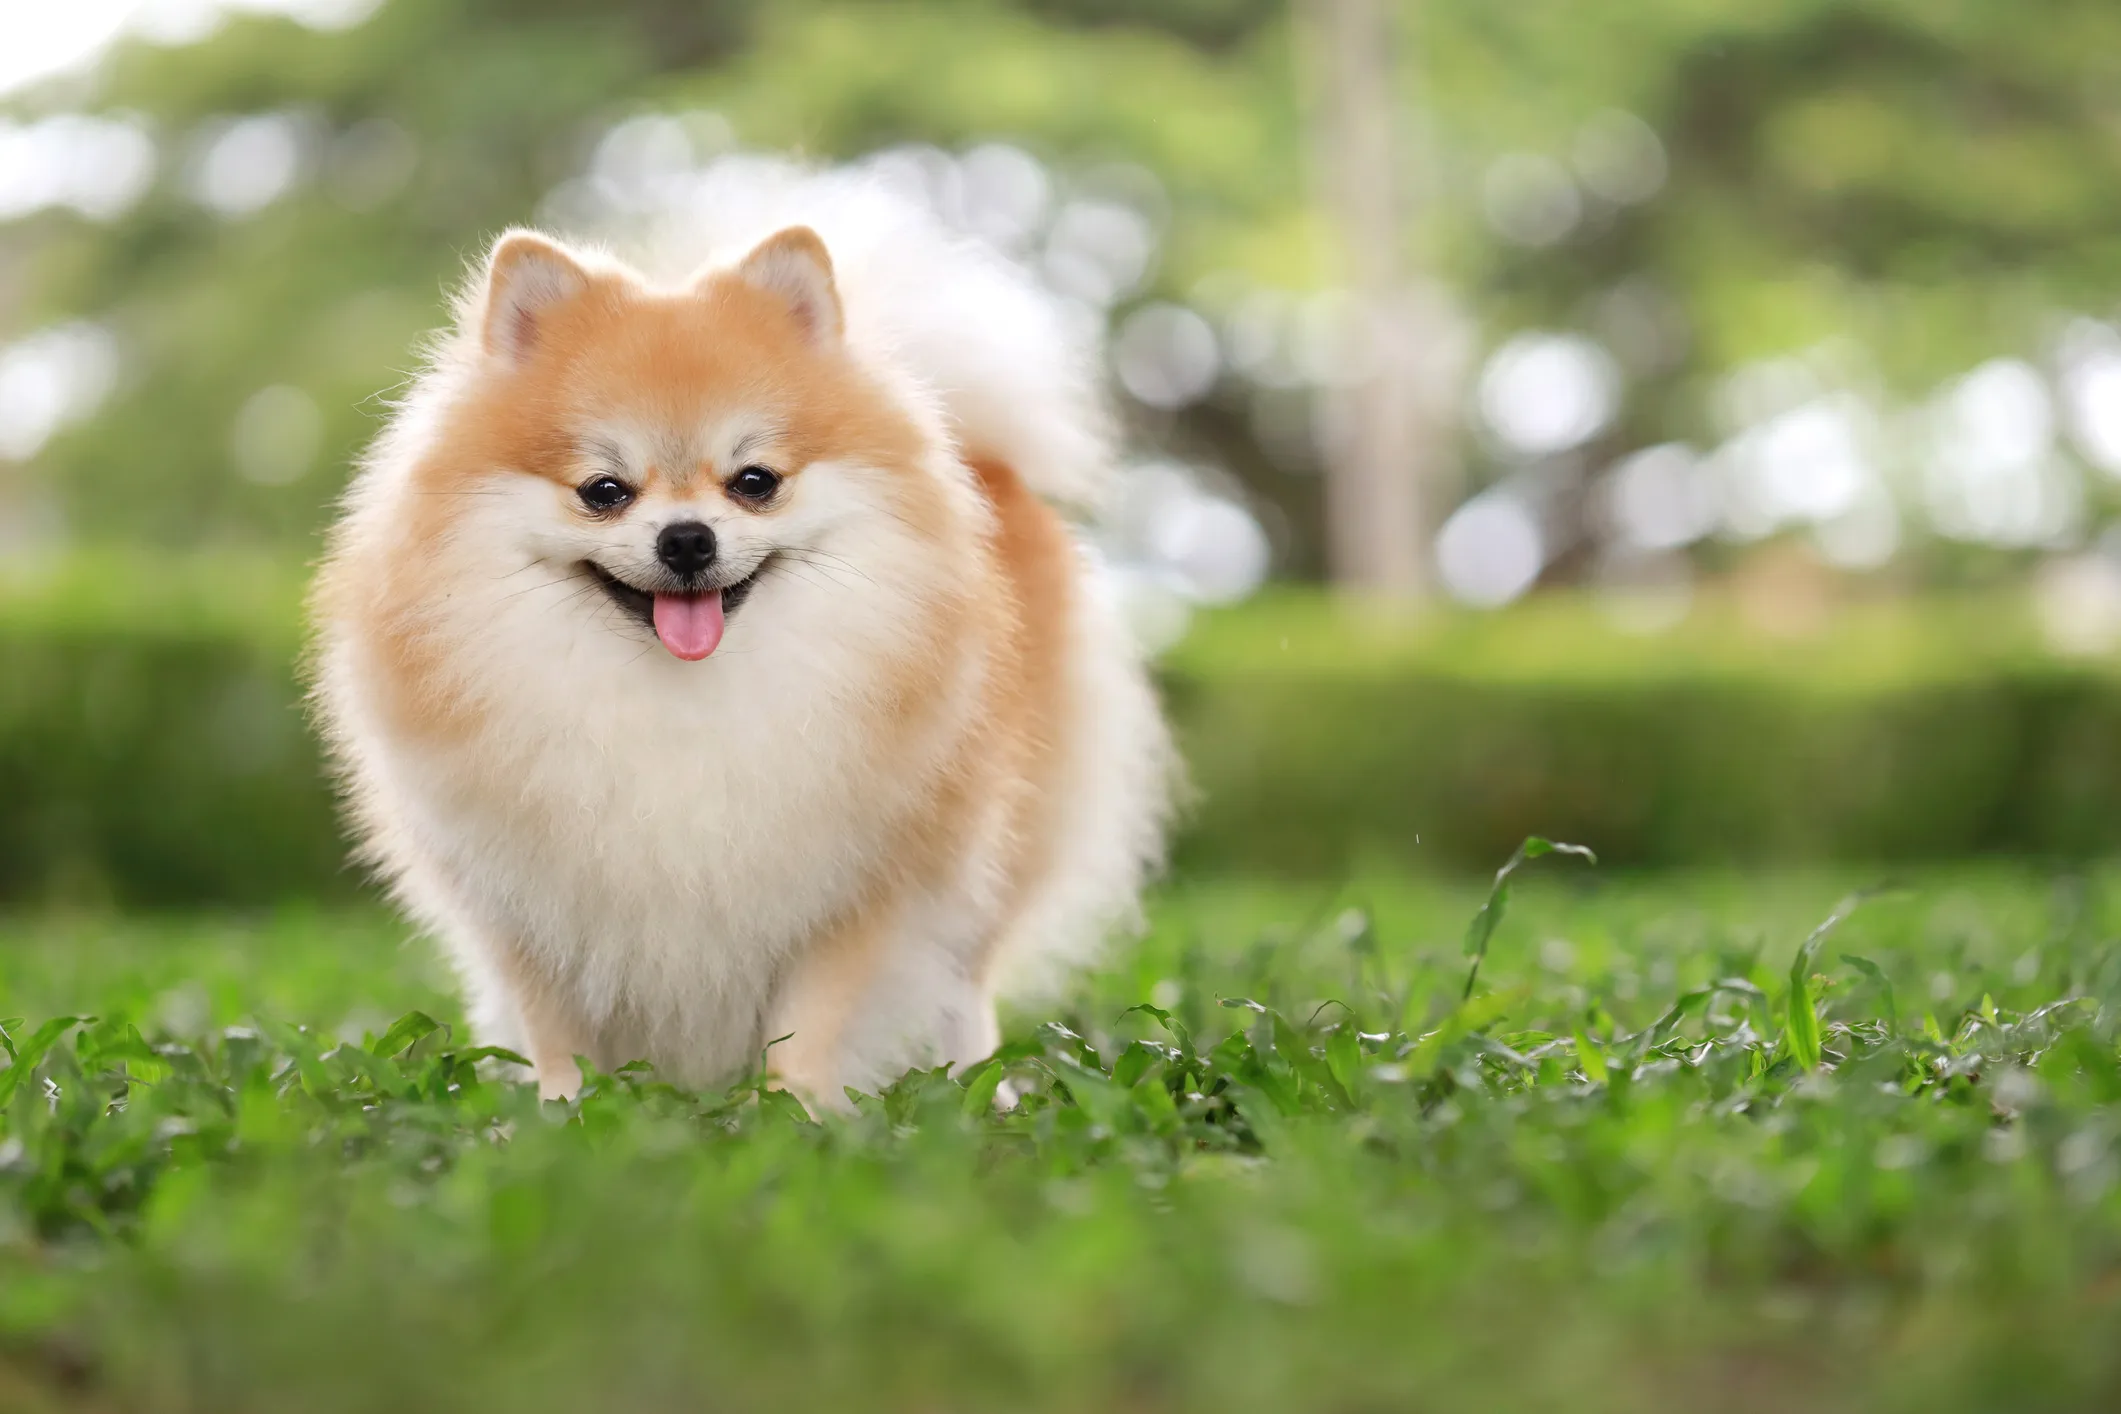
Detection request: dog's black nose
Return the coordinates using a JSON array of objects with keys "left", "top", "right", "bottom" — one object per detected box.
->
[{"left": 655, "top": 521, "right": 717, "bottom": 578}]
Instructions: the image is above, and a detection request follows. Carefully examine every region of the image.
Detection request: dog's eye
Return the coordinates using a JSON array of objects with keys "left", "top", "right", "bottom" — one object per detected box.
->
[
  {"left": 727, "top": 466, "right": 781, "bottom": 504},
  {"left": 577, "top": 475, "right": 634, "bottom": 513}
]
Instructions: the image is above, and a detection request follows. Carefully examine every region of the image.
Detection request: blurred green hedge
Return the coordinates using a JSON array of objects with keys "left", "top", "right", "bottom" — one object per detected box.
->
[
  {"left": 6, "top": 561, "right": 2121, "bottom": 904},
  {"left": 1164, "top": 594, "right": 2121, "bottom": 874},
  {"left": 0, "top": 557, "right": 351, "bottom": 906}
]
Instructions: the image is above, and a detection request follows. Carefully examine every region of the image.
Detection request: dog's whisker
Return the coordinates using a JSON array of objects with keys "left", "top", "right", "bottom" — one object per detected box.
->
[{"left": 778, "top": 549, "right": 875, "bottom": 588}]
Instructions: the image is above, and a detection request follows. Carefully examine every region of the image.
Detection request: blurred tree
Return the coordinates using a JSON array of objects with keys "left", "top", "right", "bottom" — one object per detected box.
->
[
  {"left": 1409, "top": 0, "right": 2121, "bottom": 584},
  {"left": 1417, "top": 0, "right": 2121, "bottom": 400},
  {"left": 0, "top": 0, "right": 1304, "bottom": 552},
  {"left": 2, "top": 0, "right": 766, "bottom": 547},
  {"left": 1298, "top": 0, "right": 1431, "bottom": 600},
  {"left": 1021, "top": 0, "right": 1281, "bottom": 50},
  {"left": 3, "top": 0, "right": 2121, "bottom": 583}
]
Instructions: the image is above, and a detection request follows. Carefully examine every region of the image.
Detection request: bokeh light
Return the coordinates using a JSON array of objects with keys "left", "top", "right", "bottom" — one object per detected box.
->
[
  {"left": 1481, "top": 152, "right": 1581, "bottom": 248},
  {"left": 1437, "top": 491, "right": 1543, "bottom": 607},
  {"left": 1477, "top": 332, "right": 1619, "bottom": 457},
  {"left": 187, "top": 112, "right": 307, "bottom": 217}
]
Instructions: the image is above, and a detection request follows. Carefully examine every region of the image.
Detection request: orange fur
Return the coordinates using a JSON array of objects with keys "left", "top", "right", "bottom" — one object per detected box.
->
[
  {"left": 961, "top": 456, "right": 1078, "bottom": 980},
  {"left": 311, "top": 214, "right": 1168, "bottom": 1103},
  {"left": 320, "top": 259, "right": 950, "bottom": 746},
  {"left": 762, "top": 454, "right": 1081, "bottom": 1092}
]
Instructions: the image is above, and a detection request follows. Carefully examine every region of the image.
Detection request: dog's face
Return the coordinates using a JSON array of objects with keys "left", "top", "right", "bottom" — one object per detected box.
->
[{"left": 426, "top": 226, "right": 944, "bottom": 663}]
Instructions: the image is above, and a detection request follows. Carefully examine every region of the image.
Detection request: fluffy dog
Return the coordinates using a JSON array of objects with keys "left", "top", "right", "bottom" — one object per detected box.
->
[{"left": 311, "top": 164, "right": 1171, "bottom": 1103}]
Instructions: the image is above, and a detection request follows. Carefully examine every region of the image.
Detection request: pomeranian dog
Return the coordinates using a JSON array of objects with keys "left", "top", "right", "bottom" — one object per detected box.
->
[{"left": 311, "top": 162, "right": 1171, "bottom": 1104}]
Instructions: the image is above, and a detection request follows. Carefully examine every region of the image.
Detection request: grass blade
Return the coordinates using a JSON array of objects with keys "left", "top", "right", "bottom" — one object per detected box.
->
[
  {"left": 1842, "top": 953, "right": 1898, "bottom": 1036},
  {"left": 1462, "top": 837, "right": 1596, "bottom": 1000},
  {"left": 0, "top": 1015, "right": 88, "bottom": 1110},
  {"left": 1785, "top": 893, "right": 1874, "bottom": 1072},
  {"left": 1573, "top": 1026, "right": 1609, "bottom": 1085},
  {"left": 372, "top": 1010, "right": 443, "bottom": 1059},
  {"left": 1786, "top": 957, "right": 1821, "bottom": 1072}
]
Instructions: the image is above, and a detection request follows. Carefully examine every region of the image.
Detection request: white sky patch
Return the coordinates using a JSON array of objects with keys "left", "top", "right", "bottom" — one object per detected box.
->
[
  {"left": 957, "top": 142, "right": 1050, "bottom": 252},
  {"left": 2058, "top": 319, "right": 2121, "bottom": 477},
  {"left": 1112, "top": 302, "right": 1219, "bottom": 410},
  {"left": 1148, "top": 493, "right": 1270, "bottom": 603},
  {"left": 187, "top": 111, "right": 306, "bottom": 216},
  {"left": 1043, "top": 198, "right": 1155, "bottom": 308},
  {"left": 0, "top": 113, "right": 156, "bottom": 222},
  {"left": 1103, "top": 459, "right": 1272, "bottom": 606},
  {"left": 1925, "top": 359, "right": 2078, "bottom": 547},
  {"left": 1482, "top": 152, "right": 1580, "bottom": 248},
  {"left": 0, "top": 1, "right": 137, "bottom": 99},
  {"left": 0, "top": 323, "right": 121, "bottom": 462},
  {"left": 0, "top": 1, "right": 382, "bottom": 99},
  {"left": 1599, "top": 442, "right": 1719, "bottom": 550},
  {"left": 588, "top": 112, "right": 699, "bottom": 214},
  {"left": 1713, "top": 394, "right": 1877, "bottom": 538}
]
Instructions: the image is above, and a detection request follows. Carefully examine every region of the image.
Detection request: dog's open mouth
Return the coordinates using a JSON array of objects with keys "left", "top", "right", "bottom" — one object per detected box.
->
[{"left": 583, "top": 557, "right": 771, "bottom": 662}]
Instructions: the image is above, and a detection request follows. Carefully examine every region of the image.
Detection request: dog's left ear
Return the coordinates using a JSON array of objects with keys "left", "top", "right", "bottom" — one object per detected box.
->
[
  {"left": 479, "top": 230, "right": 593, "bottom": 365},
  {"left": 731, "top": 226, "right": 842, "bottom": 344}
]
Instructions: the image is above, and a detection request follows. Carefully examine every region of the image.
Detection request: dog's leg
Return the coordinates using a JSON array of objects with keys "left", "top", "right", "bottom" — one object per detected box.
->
[
  {"left": 517, "top": 984, "right": 594, "bottom": 1102},
  {"left": 939, "top": 992, "right": 1001, "bottom": 1073},
  {"left": 764, "top": 907, "right": 889, "bottom": 1110},
  {"left": 475, "top": 938, "right": 594, "bottom": 1101}
]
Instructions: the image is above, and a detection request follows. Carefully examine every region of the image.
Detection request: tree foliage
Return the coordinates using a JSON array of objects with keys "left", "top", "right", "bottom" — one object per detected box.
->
[{"left": 3, "top": 0, "right": 2118, "bottom": 562}]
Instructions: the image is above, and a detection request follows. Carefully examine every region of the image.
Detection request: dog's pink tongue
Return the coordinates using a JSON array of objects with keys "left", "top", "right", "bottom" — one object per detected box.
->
[{"left": 652, "top": 590, "right": 725, "bottom": 660}]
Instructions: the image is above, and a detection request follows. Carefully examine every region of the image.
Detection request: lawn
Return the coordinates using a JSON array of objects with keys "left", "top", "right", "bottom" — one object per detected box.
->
[{"left": 3, "top": 858, "right": 2120, "bottom": 1413}]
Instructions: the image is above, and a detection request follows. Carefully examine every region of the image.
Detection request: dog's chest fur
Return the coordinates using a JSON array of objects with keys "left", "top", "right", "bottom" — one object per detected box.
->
[{"left": 358, "top": 566, "right": 976, "bottom": 1080}]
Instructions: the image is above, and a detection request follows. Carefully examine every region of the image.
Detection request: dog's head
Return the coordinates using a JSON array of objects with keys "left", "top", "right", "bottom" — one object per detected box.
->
[{"left": 419, "top": 225, "right": 960, "bottom": 663}]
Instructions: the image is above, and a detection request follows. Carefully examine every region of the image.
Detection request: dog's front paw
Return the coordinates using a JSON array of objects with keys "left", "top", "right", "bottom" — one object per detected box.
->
[{"left": 537, "top": 1057, "right": 583, "bottom": 1102}]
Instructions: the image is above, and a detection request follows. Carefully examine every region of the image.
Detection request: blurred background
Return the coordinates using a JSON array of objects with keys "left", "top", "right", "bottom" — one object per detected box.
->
[{"left": 7, "top": 0, "right": 2121, "bottom": 900}]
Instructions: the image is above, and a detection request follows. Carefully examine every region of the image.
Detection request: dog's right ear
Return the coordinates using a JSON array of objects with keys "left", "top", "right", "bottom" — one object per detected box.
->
[{"left": 478, "top": 230, "right": 591, "bottom": 364}]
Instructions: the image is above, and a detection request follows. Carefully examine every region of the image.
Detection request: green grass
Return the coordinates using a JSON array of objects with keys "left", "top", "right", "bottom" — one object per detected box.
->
[{"left": 4, "top": 860, "right": 2121, "bottom": 1413}]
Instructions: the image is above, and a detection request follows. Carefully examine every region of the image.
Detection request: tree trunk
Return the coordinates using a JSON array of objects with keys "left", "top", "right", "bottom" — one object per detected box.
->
[{"left": 1300, "top": 0, "right": 1429, "bottom": 602}]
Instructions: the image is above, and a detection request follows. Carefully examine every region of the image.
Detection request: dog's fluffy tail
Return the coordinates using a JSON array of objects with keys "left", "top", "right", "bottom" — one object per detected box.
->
[{"left": 628, "top": 156, "right": 1114, "bottom": 511}]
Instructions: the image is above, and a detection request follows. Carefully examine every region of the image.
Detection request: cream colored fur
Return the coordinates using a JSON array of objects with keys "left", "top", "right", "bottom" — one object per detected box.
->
[{"left": 311, "top": 163, "right": 1171, "bottom": 1104}]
